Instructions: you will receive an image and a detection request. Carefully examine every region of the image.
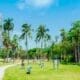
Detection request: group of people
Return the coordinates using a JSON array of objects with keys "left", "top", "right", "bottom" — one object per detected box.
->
[{"left": 21, "top": 59, "right": 59, "bottom": 74}]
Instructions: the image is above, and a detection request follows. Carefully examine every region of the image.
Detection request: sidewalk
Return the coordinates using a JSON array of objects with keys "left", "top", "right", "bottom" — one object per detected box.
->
[{"left": 0, "top": 64, "right": 18, "bottom": 80}]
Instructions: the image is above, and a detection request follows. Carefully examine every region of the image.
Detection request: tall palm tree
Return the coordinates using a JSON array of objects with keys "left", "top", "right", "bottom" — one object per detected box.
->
[
  {"left": 3, "top": 18, "right": 14, "bottom": 62},
  {"left": 36, "top": 25, "right": 49, "bottom": 58},
  {"left": 60, "top": 29, "right": 67, "bottom": 61},
  {"left": 68, "top": 29, "right": 77, "bottom": 63},
  {"left": 20, "top": 23, "right": 31, "bottom": 64}
]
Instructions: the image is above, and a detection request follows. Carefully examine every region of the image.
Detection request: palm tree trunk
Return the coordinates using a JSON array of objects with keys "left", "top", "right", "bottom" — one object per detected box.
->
[
  {"left": 6, "top": 48, "right": 9, "bottom": 63},
  {"left": 78, "top": 34, "right": 80, "bottom": 63},
  {"left": 63, "top": 50, "right": 66, "bottom": 63},
  {"left": 44, "top": 40, "right": 48, "bottom": 60},
  {"left": 13, "top": 50, "right": 16, "bottom": 63},
  {"left": 72, "top": 37, "right": 78, "bottom": 63},
  {"left": 41, "top": 39, "right": 43, "bottom": 59},
  {"left": 60, "top": 53, "right": 63, "bottom": 62},
  {"left": 35, "top": 41, "right": 38, "bottom": 60},
  {"left": 26, "top": 35, "right": 29, "bottom": 64},
  {"left": 74, "top": 45, "right": 78, "bottom": 63},
  {"left": 6, "top": 31, "right": 10, "bottom": 63},
  {"left": 78, "top": 42, "right": 80, "bottom": 63}
]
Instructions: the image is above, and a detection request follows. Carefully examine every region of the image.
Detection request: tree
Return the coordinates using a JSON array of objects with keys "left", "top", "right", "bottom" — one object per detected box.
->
[
  {"left": 11, "top": 34, "right": 19, "bottom": 62},
  {"left": 3, "top": 18, "right": 14, "bottom": 62},
  {"left": 36, "top": 25, "right": 49, "bottom": 58},
  {"left": 3, "top": 18, "right": 14, "bottom": 38},
  {"left": 44, "top": 33, "right": 51, "bottom": 60},
  {"left": 60, "top": 29, "right": 70, "bottom": 62},
  {"left": 68, "top": 21, "right": 80, "bottom": 63},
  {"left": 20, "top": 23, "right": 32, "bottom": 64},
  {"left": 44, "top": 33, "right": 51, "bottom": 48}
]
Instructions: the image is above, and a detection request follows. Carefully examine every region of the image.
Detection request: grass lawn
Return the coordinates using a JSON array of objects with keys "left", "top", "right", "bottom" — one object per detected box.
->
[{"left": 3, "top": 61, "right": 80, "bottom": 80}]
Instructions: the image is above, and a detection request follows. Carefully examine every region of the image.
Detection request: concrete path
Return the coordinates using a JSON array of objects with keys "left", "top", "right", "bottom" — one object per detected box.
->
[{"left": 0, "top": 64, "right": 18, "bottom": 80}]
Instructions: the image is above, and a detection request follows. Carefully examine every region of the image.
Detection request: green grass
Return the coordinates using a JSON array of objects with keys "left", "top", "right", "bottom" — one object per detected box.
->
[{"left": 3, "top": 61, "right": 80, "bottom": 80}]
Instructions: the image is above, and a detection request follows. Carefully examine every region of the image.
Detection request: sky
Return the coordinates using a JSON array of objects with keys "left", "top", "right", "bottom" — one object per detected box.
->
[{"left": 0, "top": 0, "right": 80, "bottom": 49}]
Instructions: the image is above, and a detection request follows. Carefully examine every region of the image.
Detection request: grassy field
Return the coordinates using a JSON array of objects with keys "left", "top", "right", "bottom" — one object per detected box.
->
[{"left": 3, "top": 61, "right": 80, "bottom": 80}]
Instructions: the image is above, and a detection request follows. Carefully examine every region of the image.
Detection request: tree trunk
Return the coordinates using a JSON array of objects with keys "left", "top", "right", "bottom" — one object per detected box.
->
[
  {"left": 40, "top": 39, "right": 44, "bottom": 63},
  {"left": 6, "top": 48, "right": 10, "bottom": 63},
  {"left": 26, "top": 35, "right": 29, "bottom": 64},
  {"left": 72, "top": 37, "right": 78, "bottom": 63},
  {"left": 41, "top": 39, "right": 43, "bottom": 58},
  {"left": 78, "top": 43, "right": 80, "bottom": 63},
  {"left": 60, "top": 53, "right": 63, "bottom": 62},
  {"left": 74, "top": 45, "right": 78, "bottom": 63},
  {"left": 13, "top": 53, "right": 15, "bottom": 63},
  {"left": 63, "top": 50, "right": 66, "bottom": 63},
  {"left": 78, "top": 34, "right": 80, "bottom": 63}
]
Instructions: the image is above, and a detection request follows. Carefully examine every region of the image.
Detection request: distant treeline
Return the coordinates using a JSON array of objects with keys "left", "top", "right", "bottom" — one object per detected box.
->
[{"left": 0, "top": 18, "right": 80, "bottom": 64}]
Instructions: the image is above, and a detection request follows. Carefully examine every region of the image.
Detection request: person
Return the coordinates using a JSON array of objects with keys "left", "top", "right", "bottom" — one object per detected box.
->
[
  {"left": 53, "top": 56, "right": 60, "bottom": 70},
  {"left": 21, "top": 59, "right": 25, "bottom": 67},
  {"left": 26, "top": 65, "right": 32, "bottom": 74},
  {"left": 40, "top": 62, "right": 44, "bottom": 68},
  {"left": 54, "top": 59, "right": 59, "bottom": 69}
]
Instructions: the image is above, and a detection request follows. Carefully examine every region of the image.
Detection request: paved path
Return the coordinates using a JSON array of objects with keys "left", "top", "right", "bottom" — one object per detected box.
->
[{"left": 0, "top": 64, "right": 18, "bottom": 80}]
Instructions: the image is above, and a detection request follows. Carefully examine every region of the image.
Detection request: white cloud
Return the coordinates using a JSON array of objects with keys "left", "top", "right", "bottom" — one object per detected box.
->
[
  {"left": 17, "top": 0, "right": 55, "bottom": 10},
  {"left": 17, "top": 2, "right": 26, "bottom": 10},
  {"left": 25, "top": 0, "right": 53, "bottom": 7}
]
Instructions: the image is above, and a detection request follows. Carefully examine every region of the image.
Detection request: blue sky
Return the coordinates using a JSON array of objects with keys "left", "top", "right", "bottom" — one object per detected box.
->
[{"left": 0, "top": 0, "right": 80, "bottom": 49}]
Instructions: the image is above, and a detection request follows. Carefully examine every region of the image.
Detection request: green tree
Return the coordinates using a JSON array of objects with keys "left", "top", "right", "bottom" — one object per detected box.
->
[
  {"left": 3, "top": 18, "right": 14, "bottom": 38},
  {"left": 44, "top": 34, "right": 51, "bottom": 60},
  {"left": 69, "top": 21, "right": 80, "bottom": 63},
  {"left": 36, "top": 25, "right": 49, "bottom": 58},
  {"left": 60, "top": 29, "right": 70, "bottom": 62},
  {"left": 3, "top": 18, "right": 14, "bottom": 62},
  {"left": 20, "top": 23, "right": 32, "bottom": 64},
  {"left": 44, "top": 33, "right": 51, "bottom": 48},
  {"left": 11, "top": 34, "right": 19, "bottom": 62}
]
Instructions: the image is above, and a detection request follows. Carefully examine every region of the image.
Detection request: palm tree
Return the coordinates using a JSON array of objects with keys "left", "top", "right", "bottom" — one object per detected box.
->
[
  {"left": 11, "top": 34, "right": 19, "bottom": 62},
  {"left": 36, "top": 25, "right": 49, "bottom": 58},
  {"left": 77, "top": 28, "right": 80, "bottom": 63},
  {"left": 3, "top": 18, "right": 14, "bottom": 38},
  {"left": 45, "top": 34, "right": 51, "bottom": 61},
  {"left": 60, "top": 29, "right": 66, "bottom": 42},
  {"left": 44, "top": 33, "right": 51, "bottom": 48},
  {"left": 3, "top": 18, "right": 14, "bottom": 62},
  {"left": 35, "top": 39, "right": 39, "bottom": 59},
  {"left": 60, "top": 29, "right": 67, "bottom": 62},
  {"left": 20, "top": 23, "right": 31, "bottom": 64},
  {"left": 71, "top": 21, "right": 80, "bottom": 63}
]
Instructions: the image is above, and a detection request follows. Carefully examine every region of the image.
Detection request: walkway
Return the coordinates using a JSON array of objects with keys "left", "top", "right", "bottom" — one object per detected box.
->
[{"left": 0, "top": 64, "right": 18, "bottom": 80}]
